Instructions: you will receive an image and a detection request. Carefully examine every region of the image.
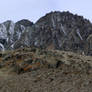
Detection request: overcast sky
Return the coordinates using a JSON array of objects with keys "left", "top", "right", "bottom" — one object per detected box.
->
[{"left": 0, "top": 0, "right": 92, "bottom": 23}]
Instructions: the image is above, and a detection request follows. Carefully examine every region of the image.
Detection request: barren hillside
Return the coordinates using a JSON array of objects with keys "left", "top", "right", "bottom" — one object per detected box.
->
[{"left": 0, "top": 47, "right": 92, "bottom": 92}]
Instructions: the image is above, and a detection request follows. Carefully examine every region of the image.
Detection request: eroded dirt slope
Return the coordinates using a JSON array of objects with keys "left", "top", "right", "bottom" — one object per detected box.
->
[{"left": 0, "top": 47, "right": 92, "bottom": 92}]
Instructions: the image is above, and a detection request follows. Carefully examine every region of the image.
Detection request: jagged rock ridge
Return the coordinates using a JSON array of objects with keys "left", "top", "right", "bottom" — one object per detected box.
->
[
  {"left": 0, "top": 11, "right": 92, "bottom": 55},
  {"left": 0, "top": 19, "right": 33, "bottom": 50}
]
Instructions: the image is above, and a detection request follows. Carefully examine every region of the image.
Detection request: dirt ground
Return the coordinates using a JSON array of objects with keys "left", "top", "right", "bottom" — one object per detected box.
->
[{"left": 0, "top": 47, "right": 92, "bottom": 92}]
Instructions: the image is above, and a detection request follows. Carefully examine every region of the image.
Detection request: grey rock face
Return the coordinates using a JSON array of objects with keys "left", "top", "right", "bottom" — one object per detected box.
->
[
  {"left": 30, "top": 11, "right": 92, "bottom": 55},
  {"left": 0, "top": 19, "right": 33, "bottom": 50},
  {"left": 86, "top": 34, "right": 92, "bottom": 55},
  {"left": 13, "top": 19, "right": 33, "bottom": 41},
  {"left": 0, "top": 20, "right": 15, "bottom": 50},
  {"left": 35, "top": 11, "right": 92, "bottom": 48},
  {"left": 0, "top": 11, "right": 92, "bottom": 55}
]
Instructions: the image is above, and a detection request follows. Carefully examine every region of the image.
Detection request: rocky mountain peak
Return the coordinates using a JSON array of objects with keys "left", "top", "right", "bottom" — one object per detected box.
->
[
  {"left": 0, "top": 11, "right": 91, "bottom": 55},
  {"left": 34, "top": 11, "right": 92, "bottom": 55},
  {"left": 0, "top": 19, "right": 33, "bottom": 50},
  {"left": 15, "top": 19, "right": 34, "bottom": 27}
]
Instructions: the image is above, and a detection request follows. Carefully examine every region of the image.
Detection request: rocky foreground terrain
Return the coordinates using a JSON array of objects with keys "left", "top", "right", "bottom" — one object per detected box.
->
[{"left": 0, "top": 47, "right": 91, "bottom": 92}]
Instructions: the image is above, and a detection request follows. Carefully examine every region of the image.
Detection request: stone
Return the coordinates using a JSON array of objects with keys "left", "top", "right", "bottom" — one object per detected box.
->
[{"left": 0, "top": 11, "right": 91, "bottom": 56}]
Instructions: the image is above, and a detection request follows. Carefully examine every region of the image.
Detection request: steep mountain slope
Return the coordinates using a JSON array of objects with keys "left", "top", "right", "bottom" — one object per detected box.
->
[
  {"left": 13, "top": 11, "right": 92, "bottom": 55},
  {"left": 0, "top": 11, "right": 92, "bottom": 55},
  {"left": 0, "top": 19, "right": 33, "bottom": 50},
  {"left": 34, "top": 11, "right": 92, "bottom": 55},
  {"left": 0, "top": 20, "right": 15, "bottom": 50}
]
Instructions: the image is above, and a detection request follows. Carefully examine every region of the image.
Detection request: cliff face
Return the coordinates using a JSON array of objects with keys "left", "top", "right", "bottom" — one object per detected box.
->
[
  {"left": 0, "top": 11, "right": 92, "bottom": 55},
  {"left": 0, "top": 20, "right": 33, "bottom": 50},
  {"left": 35, "top": 11, "right": 92, "bottom": 52}
]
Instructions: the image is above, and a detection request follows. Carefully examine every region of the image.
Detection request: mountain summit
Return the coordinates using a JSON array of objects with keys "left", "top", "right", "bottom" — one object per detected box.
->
[{"left": 0, "top": 11, "right": 92, "bottom": 55}]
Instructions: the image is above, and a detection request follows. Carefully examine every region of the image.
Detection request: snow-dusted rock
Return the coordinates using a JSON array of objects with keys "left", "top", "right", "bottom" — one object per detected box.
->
[{"left": 0, "top": 11, "right": 92, "bottom": 56}]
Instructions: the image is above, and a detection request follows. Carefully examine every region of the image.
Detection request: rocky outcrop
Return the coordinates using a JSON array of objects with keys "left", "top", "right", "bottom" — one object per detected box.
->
[
  {"left": 34, "top": 11, "right": 92, "bottom": 54},
  {"left": 86, "top": 34, "right": 92, "bottom": 55},
  {"left": 14, "top": 11, "right": 92, "bottom": 55},
  {"left": 0, "top": 11, "right": 92, "bottom": 55},
  {"left": 13, "top": 19, "right": 33, "bottom": 42},
  {"left": 0, "top": 19, "right": 33, "bottom": 50}
]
